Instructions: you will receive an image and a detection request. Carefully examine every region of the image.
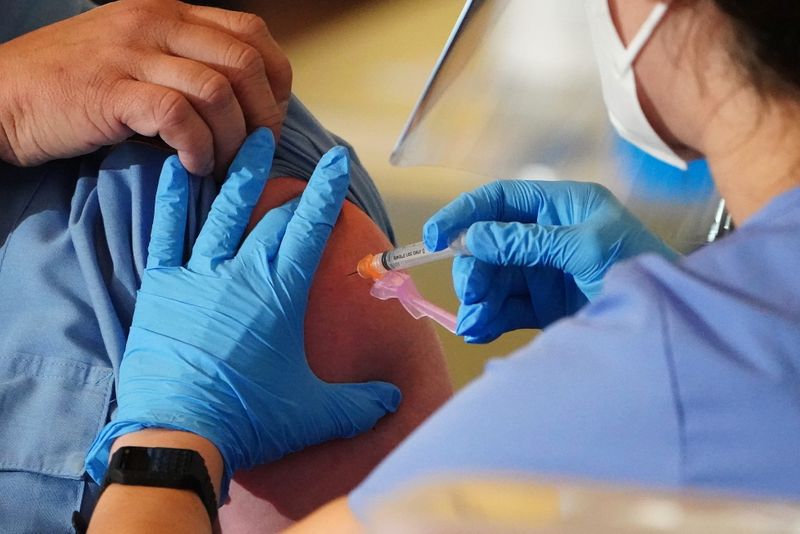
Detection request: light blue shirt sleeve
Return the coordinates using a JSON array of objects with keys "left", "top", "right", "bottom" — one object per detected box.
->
[
  {"left": 0, "top": 0, "right": 96, "bottom": 43},
  {"left": 272, "top": 96, "right": 395, "bottom": 244},
  {"left": 350, "top": 186, "right": 800, "bottom": 517}
]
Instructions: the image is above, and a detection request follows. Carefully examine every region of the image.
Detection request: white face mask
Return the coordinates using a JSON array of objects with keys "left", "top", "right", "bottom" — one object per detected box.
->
[{"left": 586, "top": 0, "right": 688, "bottom": 170}]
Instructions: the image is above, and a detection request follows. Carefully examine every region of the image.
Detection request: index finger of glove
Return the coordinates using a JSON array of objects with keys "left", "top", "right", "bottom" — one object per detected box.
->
[
  {"left": 423, "top": 180, "right": 600, "bottom": 252},
  {"left": 422, "top": 180, "right": 536, "bottom": 250},
  {"left": 189, "top": 128, "right": 275, "bottom": 273},
  {"left": 466, "top": 220, "right": 584, "bottom": 274},
  {"left": 276, "top": 147, "right": 350, "bottom": 284},
  {"left": 323, "top": 381, "right": 402, "bottom": 440},
  {"left": 147, "top": 156, "right": 189, "bottom": 268}
]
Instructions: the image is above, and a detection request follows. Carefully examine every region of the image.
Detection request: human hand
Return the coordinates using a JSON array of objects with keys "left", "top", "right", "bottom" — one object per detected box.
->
[
  {"left": 424, "top": 180, "right": 679, "bottom": 342},
  {"left": 84, "top": 128, "right": 401, "bottom": 497},
  {"left": 0, "top": 0, "right": 291, "bottom": 176}
]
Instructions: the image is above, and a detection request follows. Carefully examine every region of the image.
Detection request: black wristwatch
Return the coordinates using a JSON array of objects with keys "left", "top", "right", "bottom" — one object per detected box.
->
[{"left": 101, "top": 446, "right": 218, "bottom": 523}]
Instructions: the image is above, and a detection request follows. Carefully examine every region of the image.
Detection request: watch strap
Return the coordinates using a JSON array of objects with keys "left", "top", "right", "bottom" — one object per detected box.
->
[{"left": 102, "top": 446, "right": 218, "bottom": 523}]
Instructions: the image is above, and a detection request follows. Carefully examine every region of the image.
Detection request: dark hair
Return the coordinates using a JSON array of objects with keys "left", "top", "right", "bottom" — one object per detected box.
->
[{"left": 712, "top": 1, "right": 800, "bottom": 95}]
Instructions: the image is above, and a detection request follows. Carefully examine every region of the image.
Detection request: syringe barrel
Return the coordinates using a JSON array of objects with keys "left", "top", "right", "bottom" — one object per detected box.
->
[
  {"left": 381, "top": 243, "right": 456, "bottom": 271},
  {"left": 380, "top": 231, "right": 469, "bottom": 271}
]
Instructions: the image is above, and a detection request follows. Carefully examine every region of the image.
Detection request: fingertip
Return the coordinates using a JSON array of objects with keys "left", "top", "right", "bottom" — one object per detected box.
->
[
  {"left": 336, "top": 381, "right": 403, "bottom": 437},
  {"left": 307, "top": 146, "right": 350, "bottom": 201},
  {"left": 366, "top": 381, "right": 402, "bottom": 413},
  {"left": 464, "top": 222, "right": 485, "bottom": 249},
  {"left": 165, "top": 154, "right": 183, "bottom": 171},
  {"left": 319, "top": 146, "right": 350, "bottom": 176},
  {"left": 158, "top": 155, "right": 190, "bottom": 196},
  {"left": 161, "top": 155, "right": 186, "bottom": 180},
  {"left": 465, "top": 222, "right": 504, "bottom": 264},
  {"left": 422, "top": 219, "right": 448, "bottom": 251},
  {"left": 422, "top": 221, "right": 437, "bottom": 250},
  {"left": 455, "top": 303, "right": 483, "bottom": 336},
  {"left": 225, "top": 128, "right": 275, "bottom": 185},
  {"left": 177, "top": 151, "right": 211, "bottom": 177},
  {"left": 383, "top": 383, "right": 403, "bottom": 413},
  {"left": 250, "top": 126, "right": 275, "bottom": 151},
  {"left": 229, "top": 128, "right": 274, "bottom": 178}
]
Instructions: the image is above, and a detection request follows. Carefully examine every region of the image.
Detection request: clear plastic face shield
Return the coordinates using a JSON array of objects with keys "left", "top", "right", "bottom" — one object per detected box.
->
[{"left": 391, "top": 0, "right": 731, "bottom": 253}]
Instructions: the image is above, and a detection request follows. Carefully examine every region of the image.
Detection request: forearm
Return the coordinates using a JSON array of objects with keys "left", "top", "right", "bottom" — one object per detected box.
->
[{"left": 88, "top": 429, "right": 223, "bottom": 534}]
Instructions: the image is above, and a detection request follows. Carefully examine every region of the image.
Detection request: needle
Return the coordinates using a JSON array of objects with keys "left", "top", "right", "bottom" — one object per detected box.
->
[{"left": 347, "top": 271, "right": 358, "bottom": 277}]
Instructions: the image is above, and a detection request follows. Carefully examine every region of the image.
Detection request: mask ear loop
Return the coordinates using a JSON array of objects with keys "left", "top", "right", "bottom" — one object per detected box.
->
[{"left": 619, "top": 3, "right": 671, "bottom": 73}]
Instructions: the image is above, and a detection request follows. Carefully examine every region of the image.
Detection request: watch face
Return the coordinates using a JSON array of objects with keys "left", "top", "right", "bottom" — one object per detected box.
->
[
  {"left": 114, "top": 446, "right": 195, "bottom": 473},
  {"left": 119, "top": 447, "right": 153, "bottom": 471}
]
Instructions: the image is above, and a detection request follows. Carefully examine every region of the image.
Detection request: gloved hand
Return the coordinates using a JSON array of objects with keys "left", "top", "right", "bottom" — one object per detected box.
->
[
  {"left": 85, "top": 128, "right": 401, "bottom": 498},
  {"left": 424, "top": 180, "right": 678, "bottom": 343}
]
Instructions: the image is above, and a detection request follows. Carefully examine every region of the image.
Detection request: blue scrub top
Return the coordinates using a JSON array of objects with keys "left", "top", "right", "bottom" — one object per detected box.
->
[
  {"left": 351, "top": 186, "right": 800, "bottom": 517},
  {"left": 0, "top": 5, "right": 394, "bottom": 531}
]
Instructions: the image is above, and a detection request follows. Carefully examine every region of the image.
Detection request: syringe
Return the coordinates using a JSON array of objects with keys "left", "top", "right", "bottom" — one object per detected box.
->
[{"left": 356, "top": 231, "right": 470, "bottom": 281}]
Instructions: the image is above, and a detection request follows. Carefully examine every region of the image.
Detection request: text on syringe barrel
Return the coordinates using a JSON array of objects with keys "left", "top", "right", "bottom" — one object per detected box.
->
[{"left": 380, "top": 241, "right": 458, "bottom": 271}]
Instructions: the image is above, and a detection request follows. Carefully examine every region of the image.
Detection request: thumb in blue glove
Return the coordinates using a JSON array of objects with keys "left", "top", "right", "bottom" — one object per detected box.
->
[
  {"left": 424, "top": 180, "right": 678, "bottom": 343},
  {"left": 85, "top": 128, "right": 401, "bottom": 499}
]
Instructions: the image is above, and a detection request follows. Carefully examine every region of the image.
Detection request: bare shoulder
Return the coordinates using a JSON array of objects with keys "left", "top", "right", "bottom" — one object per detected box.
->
[{"left": 222, "top": 177, "right": 452, "bottom": 522}]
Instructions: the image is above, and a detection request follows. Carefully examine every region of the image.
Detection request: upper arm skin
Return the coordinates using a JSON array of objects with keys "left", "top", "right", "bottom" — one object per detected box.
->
[{"left": 221, "top": 177, "right": 453, "bottom": 523}]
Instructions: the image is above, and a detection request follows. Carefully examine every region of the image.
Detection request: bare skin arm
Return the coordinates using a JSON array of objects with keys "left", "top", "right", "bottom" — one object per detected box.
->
[{"left": 220, "top": 177, "right": 452, "bottom": 524}]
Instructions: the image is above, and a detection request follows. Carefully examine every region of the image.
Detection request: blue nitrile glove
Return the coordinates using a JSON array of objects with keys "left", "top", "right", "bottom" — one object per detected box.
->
[
  {"left": 424, "top": 180, "right": 679, "bottom": 343},
  {"left": 85, "top": 128, "right": 401, "bottom": 498}
]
